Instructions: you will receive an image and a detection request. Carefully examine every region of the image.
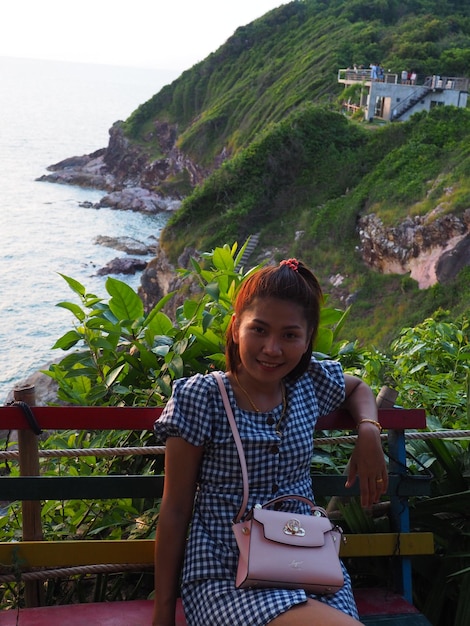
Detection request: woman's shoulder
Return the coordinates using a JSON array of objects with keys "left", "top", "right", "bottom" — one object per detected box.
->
[
  {"left": 172, "top": 370, "right": 223, "bottom": 397},
  {"left": 169, "top": 370, "right": 228, "bottom": 413},
  {"left": 154, "top": 371, "right": 226, "bottom": 445},
  {"left": 306, "top": 356, "right": 344, "bottom": 380},
  {"left": 300, "top": 357, "right": 345, "bottom": 412}
]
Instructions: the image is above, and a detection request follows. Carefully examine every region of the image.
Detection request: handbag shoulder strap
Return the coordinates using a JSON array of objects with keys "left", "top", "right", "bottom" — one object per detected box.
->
[{"left": 213, "top": 371, "right": 249, "bottom": 523}]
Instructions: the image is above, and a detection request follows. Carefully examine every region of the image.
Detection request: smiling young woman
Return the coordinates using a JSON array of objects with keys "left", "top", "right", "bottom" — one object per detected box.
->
[{"left": 152, "top": 259, "right": 387, "bottom": 626}]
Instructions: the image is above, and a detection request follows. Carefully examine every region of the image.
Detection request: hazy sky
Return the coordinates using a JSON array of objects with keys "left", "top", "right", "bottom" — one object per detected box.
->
[{"left": 1, "top": 1, "right": 286, "bottom": 73}]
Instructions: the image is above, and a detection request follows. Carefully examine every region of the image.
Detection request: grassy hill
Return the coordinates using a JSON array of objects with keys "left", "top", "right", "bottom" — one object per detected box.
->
[
  {"left": 121, "top": 0, "right": 470, "bottom": 347},
  {"left": 123, "top": 0, "right": 470, "bottom": 161}
]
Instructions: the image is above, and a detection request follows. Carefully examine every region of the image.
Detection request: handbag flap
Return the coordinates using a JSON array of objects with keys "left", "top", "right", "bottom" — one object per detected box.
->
[{"left": 252, "top": 508, "right": 333, "bottom": 547}]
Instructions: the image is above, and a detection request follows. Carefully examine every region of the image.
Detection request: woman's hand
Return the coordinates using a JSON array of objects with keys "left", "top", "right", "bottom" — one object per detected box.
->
[
  {"left": 342, "top": 374, "right": 388, "bottom": 507},
  {"left": 346, "top": 421, "right": 388, "bottom": 507}
]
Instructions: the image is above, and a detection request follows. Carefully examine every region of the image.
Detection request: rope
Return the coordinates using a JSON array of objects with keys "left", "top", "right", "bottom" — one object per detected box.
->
[
  {"left": 314, "top": 429, "right": 470, "bottom": 446},
  {"left": 0, "top": 446, "right": 166, "bottom": 461},
  {"left": 10, "top": 401, "right": 42, "bottom": 435},
  {"left": 0, "top": 432, "right": 468, "bottom": 461},
  {"left": 0, "top": 562, "right": 152, "bottom": 583}
]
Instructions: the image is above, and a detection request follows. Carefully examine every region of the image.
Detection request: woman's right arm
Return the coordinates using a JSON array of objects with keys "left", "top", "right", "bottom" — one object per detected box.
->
[{"left": 152, "top": 436, "right": 204, "bottom": 626}]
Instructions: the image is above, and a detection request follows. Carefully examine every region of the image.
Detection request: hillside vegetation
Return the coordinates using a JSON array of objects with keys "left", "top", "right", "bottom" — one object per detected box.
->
[
  {"left": 122, "top": 0, "right": 470, "bottom": 346},
  {"left": 124, "top": 0, "right": 470, "bottom": 161}
]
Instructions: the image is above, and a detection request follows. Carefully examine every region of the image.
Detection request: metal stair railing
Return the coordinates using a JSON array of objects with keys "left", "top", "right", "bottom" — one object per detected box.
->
[{"left": 391, "top": 79, "right": 433, "bottom": 120}]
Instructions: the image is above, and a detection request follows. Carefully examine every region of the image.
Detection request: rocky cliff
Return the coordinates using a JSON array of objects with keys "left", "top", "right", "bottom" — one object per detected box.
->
[
  {"left": 37, "top": 121, "right": 208, "bottom": 214},
  {"left": 37, "top": 119, "right": 470, "bottom": 311},
  {"left": 359, "top": 210, "right": 470, "bottom": 289}
]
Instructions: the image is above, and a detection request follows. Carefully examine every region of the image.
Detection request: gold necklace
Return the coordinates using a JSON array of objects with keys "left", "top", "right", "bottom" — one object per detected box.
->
[
  {"left": 233, "top": 372, "right": 288, "bottom": 436},
  {"left": 233, "top": 371, "right": 261, "bottom": 412}
]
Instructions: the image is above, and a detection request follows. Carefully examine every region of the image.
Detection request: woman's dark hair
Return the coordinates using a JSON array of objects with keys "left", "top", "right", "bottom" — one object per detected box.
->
[{"left": 225, "top": 259, "right": 323, "bottom": 379}]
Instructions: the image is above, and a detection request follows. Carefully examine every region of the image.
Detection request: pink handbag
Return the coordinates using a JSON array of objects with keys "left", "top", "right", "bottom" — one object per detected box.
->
[{"left": 213, "top": 373, "right": 345, "bottom": 595}]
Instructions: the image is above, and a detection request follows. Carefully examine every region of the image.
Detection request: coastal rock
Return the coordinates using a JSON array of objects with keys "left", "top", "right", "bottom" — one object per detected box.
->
[
  {"left": 109, "top": 120, "right": 209, "bottom": 188},
  {"left": 37, "top": 121, "right": 209, "bottom": 199},
  {"left": 138, "top": 247, "right": 199, "bottom": 316},
  {"left": 98, "top": 187, "right": 181, "bottom": 213},
  {"left": 102, "top": 123, "right": 149, "bottom": 187},
  {"left": 101, "top": 120, "right": 209, "bottom": 189},
  {"left": 37, "top": 121, "right": 206, "bottom": 213},
  {"left": 96, "top": 257, "right": 148, "bottom": 276},
  {"left": 358, "top": 209, "right": 470, "bottom": 288},
  {"left": 36, "top": 148, "right": 115, "bottom": 191},
  {"left": 94, "top": 235, "right": 155, "bottom": 255}
]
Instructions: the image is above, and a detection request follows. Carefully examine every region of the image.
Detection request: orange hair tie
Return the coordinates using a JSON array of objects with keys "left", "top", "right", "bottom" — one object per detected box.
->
[{"left": 280, "top": 258, "right": 299, "bottom": 271}]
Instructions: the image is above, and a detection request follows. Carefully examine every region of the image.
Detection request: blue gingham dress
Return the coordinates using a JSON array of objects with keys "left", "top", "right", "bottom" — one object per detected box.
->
[{"left": 153, "top": 358, "right": 359, "bottom": 625}]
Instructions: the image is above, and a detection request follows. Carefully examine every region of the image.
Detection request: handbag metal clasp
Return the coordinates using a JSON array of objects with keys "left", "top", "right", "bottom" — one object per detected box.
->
[{"left": 283, "top": 518, "right": 306, "bottom": 537}]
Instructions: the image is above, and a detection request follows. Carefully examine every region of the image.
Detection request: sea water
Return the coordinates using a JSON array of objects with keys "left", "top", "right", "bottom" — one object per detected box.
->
[{"left": 0, "top": 57, "right": 176, "bottom": 401}]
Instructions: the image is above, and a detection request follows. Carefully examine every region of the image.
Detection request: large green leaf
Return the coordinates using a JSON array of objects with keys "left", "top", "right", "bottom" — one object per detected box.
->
[
  {"left": 56, "top": 301, "right": 86, "bottom": 322},
  {"left": 52, "top": 330, "right": 82, "bottom": 350},
  {"left": 86, "top": 384, "right": 109, "bottom": 404},
  {"left": 212, "top": 245, "right": 235, "bottom": 271},
  {"left": 314, "top": 327, "right": 334, "bottom": 355},
  {"left": 58, "top": 273, "right": 86, "bottom": 297},
  {"left": 106, "top": 277, "right": 144, "bottom": 323},
  {"left": 146, "top": 311, "right": 174, "bottom": 336}
]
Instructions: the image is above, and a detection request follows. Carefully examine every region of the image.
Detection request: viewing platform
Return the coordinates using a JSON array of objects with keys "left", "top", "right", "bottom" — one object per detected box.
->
[{"left": 338, "top": 68, "right": 469, "bottom": 122}]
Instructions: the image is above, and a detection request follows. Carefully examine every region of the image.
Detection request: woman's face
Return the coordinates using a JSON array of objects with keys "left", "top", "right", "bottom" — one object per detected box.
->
[{"left": 232, "top": 297, "right": 310, "bottom": 387}]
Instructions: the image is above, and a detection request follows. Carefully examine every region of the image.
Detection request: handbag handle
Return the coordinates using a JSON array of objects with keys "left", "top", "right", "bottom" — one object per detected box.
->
[
  {"left": 213, "top": 372, "right": 249, "bottom": 523},
  {"left": 259, "top": 493, "right": 320, "bottom": 513}
]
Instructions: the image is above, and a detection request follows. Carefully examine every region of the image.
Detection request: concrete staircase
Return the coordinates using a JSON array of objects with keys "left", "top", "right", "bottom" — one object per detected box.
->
[
  {"left": 392, "top": 84, "right": 431, "bottom": 120},
  {"left": 236, "top": 233, "right": 260, "bottom": 270}
]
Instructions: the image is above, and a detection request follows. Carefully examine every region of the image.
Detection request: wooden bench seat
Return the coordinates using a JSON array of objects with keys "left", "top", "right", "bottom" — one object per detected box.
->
[
  {"left": 0, "top": 592, "right": 431, "bottom": 625},
  {"left": 0, "top": 402, "right": 433, "bottom": 625},
  {"left": 0, "top": 600, "right": 170, "bottom": 626}
]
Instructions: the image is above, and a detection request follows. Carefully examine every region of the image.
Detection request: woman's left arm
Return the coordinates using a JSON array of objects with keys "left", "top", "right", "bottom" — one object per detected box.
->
[{"left": 341, "top": 373, "right": 388, "bottom": 507}]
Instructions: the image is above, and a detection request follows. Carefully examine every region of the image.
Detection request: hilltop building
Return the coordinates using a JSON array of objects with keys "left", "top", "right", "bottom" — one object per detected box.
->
[{"left": 338, "top": 69, "right": 468, "bottom": 122}]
